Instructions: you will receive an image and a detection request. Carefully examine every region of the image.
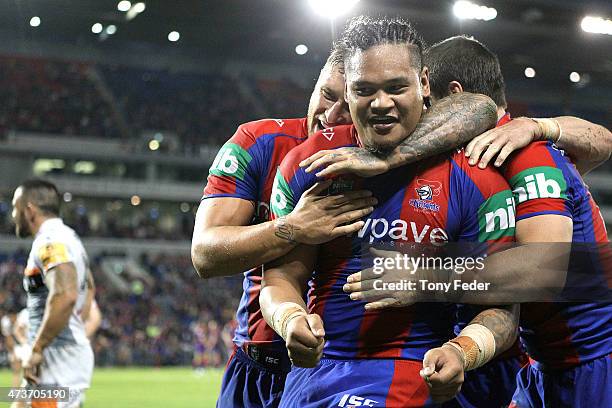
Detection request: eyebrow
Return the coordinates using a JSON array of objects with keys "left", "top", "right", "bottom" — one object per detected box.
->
[{"left": 352, "top": 77, "right": 411, "bottom": 87}]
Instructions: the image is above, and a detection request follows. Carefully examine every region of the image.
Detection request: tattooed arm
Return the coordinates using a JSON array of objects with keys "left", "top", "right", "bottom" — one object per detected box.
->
[
  {"left": 468, "top": 305, "right": 519, "bottom": 358},
  {"left": 300, "top": 93, "right": 497, "bottom": 177},
  {"left": 192, "top": 182, "right": 374, "bottom": 278},
  {"left": 466, "top": 116, "right": 612, "bottom": 174}
]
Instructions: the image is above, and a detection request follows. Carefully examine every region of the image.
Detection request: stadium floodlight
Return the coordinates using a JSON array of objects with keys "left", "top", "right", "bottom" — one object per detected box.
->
[
  {"left": 29, "top": 16, "right": 41, "bottom": 27},
  {"left": 106, "top": 25, "right": 117, "bottom": 35},
  {"left": 149, "top": 139, "right": 160, "bottom": 150},
  {"left": 167, "top": 31, "right": 180, "bottom": 42},
  {"left": 581, "top": 16, "right": 612, "bottom": 35},
  {"left": 133, "top": 2, "right": 146, "bottom": 13},
  {"left": 308, "top": 0, "right": 360, "bottom": 19},
  {"left": 91, "top": 23, "right": 103, "bottom": 34},
  {"left": 117, "top": 1, "right": 131, "bottom": 12},
  {"left": 569, "top": 72, "right": 581, "bottom": 83},
  {"left": 295, "top": 44, "right": 308, "bottom": 55},
  {"left": 524, "top": 67, "right": 536, "bottom": 78},
  {"left": 453, "top": 1, "right": 497, "bottom": 21}
]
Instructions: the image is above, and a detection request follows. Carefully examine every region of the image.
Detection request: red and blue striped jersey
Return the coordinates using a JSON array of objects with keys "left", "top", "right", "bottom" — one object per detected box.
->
[
  {"left": 272, "top": 124, "right": 516, "bottom": 360},
  {"left": 202, "top": 118, "right": 308, "bottom": 348},
  {"left": 500, "top": 113, "right": 612, "bottom": 369}
]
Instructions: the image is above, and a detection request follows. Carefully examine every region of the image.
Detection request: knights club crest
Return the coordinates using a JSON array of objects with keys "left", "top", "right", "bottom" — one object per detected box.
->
[{"left": 409, "top": 179, "right": 442, "bottom": 212}]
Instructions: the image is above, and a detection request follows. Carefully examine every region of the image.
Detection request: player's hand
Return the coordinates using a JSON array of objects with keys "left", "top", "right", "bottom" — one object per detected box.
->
[
  {"left": 420, "top": 345, "right": 465, "bottom": 403},
  {"left": 285, "top": 313, "right": 325, "bottom": 368},
  {"left": 299, "top": 147, "right": 390, "bottom": 178},
  {"left": 465, "top": 117, "right": 540, "bottom": 169},
  {"left": 343, "top": 248, "right": 442, "bottom": 310},
  {"left": 285, "top": 180, "right": 377, "bottom": 245},
  {"left": 22, "top": 346, "right": 43, "bottom": 385}
]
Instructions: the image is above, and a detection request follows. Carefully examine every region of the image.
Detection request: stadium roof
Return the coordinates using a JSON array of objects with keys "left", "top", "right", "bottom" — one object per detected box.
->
[{"left": 0, "top": 0, "right": 610, "bottom": 90}]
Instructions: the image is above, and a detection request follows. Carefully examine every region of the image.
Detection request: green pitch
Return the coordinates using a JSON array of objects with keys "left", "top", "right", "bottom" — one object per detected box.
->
[{"left": 0, "top": 367, "right": 223, "bottom": 408}]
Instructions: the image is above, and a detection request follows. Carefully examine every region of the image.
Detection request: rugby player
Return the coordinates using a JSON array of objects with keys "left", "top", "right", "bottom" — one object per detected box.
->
[
  {"left": 342, "top": 36, "right": 612, "bottom": 408},
  {"left": 11, "top": 179, "right": 94, "bottom": 408},
  {"left": 193, "top": 47, "right": 501, "bottom": 407},
  {"left": 261, "top": 16, "right": 520, "bottom": 406}
]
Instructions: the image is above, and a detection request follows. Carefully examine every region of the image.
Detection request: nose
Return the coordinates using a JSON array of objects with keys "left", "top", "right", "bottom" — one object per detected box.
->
[
  {"left": 371, "top": 91, "right": 393, "bottom": 113},
  {"left": 325, "top": 100, "right": 351, "bottom": 125}
]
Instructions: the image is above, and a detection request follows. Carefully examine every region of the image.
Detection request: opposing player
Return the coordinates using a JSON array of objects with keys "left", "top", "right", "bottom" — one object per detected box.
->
[
  {"left": 261, "top": 16, "right": 519, "bottom": 406},
  {"left": 192, "top": 45, "right": 501, "bottom": 406},
  {"left": 11, "top": 179, "right": 94, "bottom": 408},
  {"left": 342, "top": 36, "right": 612, "bottom": 408}
]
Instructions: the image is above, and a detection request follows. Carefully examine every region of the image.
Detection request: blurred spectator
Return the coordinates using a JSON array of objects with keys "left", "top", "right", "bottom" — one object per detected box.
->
[{"left": 0, "top": 252, "right": 240, "bottom": 368}]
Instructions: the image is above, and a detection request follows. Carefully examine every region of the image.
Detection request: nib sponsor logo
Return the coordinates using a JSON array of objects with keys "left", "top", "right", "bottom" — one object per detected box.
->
[
  {"left": 358, "top": 217, "right": 448, "bottom": 244},
  {"left": 338, "top": 394, "right": 379, "bottom": 407}
]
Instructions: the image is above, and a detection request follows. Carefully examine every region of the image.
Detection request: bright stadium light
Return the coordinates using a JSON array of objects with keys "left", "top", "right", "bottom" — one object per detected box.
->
[
  {"left": 581, "top": 16, "right": 612, "bottom": 35},
  {"left": 29, "top": 16, "right": 41, "bottom": 27},
  {"left": 569, "top": 71, "right": 581, "bottom": 83},
  {"left": 309, "top": 0, "right": 360, "bottom": 19},
  {"left": 295, "top": 44, "right": 308, "bottom": 55},
  {"left": 453, "top": 1, "right": 497, "bottom": 21},
  {"left": 167, "top": 31, "right": 180, "bottom": 42},
  {"left": 117, "top": 0, "right": 131, "bottom": 12},
  {"left": 91, "top": 23, "right": 103, "bottom": 34},
  {"left": 133, "top": 2, "right": 146, "bottom": 13},
  {"left": 106, "top": 25, "right": 117, "bottom": 35},
  {"left": 524, "top": 67, "right": 536, "bottom": 78}
]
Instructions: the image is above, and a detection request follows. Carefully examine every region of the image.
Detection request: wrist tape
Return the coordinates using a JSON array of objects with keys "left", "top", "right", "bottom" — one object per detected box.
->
[
  {"left": 534, "top": 118, "right": 563, "bottom": 144},
  {"left": 445, "top": 323, "right": 496, "bottom": 371},
  {"left": 271, "top": 302, "right": 307, "bottom": 340}
]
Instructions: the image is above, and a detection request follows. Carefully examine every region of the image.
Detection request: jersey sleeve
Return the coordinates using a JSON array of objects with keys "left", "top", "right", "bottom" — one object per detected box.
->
[
  {"left": 270, "top": 150, "right": 313, "bottom": 219},
  {"left": 202, "top": 123, "right": 263, "bottom": 201},
  {"left": 503, "top": 141, "right": 574, "bottom": 221},
  {"left": 33, "top": 237, "right": 76, "bottom": 274},
  {"left": 451, "top": 151, "right": 516, "bottom": 249}
]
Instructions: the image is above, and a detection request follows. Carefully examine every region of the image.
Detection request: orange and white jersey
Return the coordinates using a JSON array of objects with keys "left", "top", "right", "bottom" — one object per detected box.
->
[{"left": 24, "top": 218, "right": 89, "bottom": 347}]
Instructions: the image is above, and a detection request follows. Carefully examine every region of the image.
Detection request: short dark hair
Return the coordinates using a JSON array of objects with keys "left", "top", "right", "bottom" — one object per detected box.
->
[
  {"left": 425, "top": 35, "right": 507, "bottom": 108},
  {"left": 19, "top": 179, "right": 61, "bottom": 216},
  {"left": 336, "top": 15, "right": 425, "bottom": 70}
]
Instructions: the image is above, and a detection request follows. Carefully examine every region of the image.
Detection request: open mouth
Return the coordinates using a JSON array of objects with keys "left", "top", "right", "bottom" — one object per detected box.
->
[
  {"left": 315, "top": 118, "right": 332, "bottom": 132},
  {"left": 368, "top": 116, "right": 398, "bottom": 132}
]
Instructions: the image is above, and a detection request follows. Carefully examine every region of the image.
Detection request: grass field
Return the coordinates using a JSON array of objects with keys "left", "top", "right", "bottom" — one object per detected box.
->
[{"left": 0, "top": 367, "right": 224, "bottom": 408}]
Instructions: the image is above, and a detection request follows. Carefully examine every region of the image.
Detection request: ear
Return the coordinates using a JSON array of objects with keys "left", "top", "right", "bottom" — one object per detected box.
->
[
  {"left": 448, "top": 81, "right": 463, "bottom": 95},
  {"left": 420, "top": 66, "right": 431, "bottom": 99}
]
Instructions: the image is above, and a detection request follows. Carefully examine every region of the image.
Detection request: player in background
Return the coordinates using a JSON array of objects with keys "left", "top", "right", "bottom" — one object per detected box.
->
[
  {"left": 342, "top": 36, "right": 612, "bottom": 408},
  {"left": 261, "top": 16, "right": 519, "bottom": 407},
  {"left": 192, "top": 46, "right": 500, "bottom": 407},
  {"left": 11, "top": 179, "right": 94, "bottom": 408},
  {"left": 1, "top": 310, "right": 25, "bottom": 387}
]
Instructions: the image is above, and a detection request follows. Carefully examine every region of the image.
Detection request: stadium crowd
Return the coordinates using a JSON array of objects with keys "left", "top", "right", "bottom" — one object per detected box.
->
[{"left": 0, "top": 252, "right": 240, "bottom": 368}]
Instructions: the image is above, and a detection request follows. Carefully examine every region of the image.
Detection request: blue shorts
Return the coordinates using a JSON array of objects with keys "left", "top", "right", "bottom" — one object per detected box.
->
[
  {"left": 280, "top": 358, "right": 438, "bottom": 408},
  {"left": 442, "top": 355, "right": 527, "bottom": 408},
  {"left": 217, "top": 347, "right": 289, "bottom": 408},
  {"left": 510, "top": 354, "right": 612, "bottom": 408}
]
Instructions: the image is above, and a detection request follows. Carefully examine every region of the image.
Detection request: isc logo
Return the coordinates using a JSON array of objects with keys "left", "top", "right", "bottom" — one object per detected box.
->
[{"left": 337, "top": 394, "right": 379, "bottom": 407}]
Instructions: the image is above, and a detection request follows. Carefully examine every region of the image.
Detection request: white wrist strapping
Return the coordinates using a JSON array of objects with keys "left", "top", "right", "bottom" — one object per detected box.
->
[
  {"left": 445, "top": 323, "right": 496, "bottom": 371},
  {"left": 533, "top": 118, "right": 563, "bottom": 144},
  {"left": 460, "top": 323, "right": 496, "bottom": 370},
  {"left": 270, "top": 302, "right": 307, "bottom": 340}
]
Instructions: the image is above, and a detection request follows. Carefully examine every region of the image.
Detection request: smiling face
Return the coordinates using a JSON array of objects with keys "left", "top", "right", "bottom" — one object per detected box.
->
[
  {"left": 306, "top": 63, "right": 352, "bottom": 135},
  {"left": 345, "top": 43, "right": 430, "bottom": 153}
]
